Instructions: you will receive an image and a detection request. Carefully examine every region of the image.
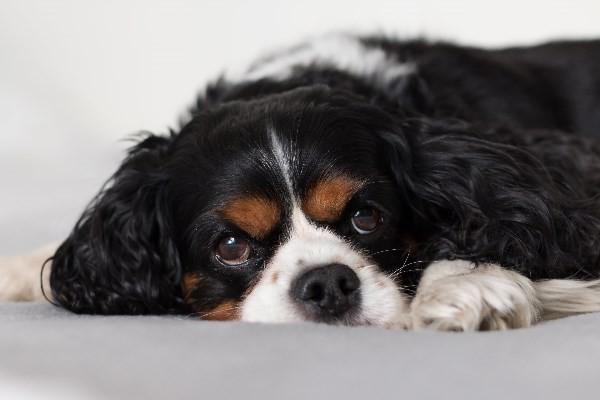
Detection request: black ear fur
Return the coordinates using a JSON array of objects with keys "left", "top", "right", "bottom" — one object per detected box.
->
[
  {"left": 380, "top": 119, "right": 600, "bottom": 280},
  {"left": 50, "top": 134, "right": 183, "bottom": 314}
]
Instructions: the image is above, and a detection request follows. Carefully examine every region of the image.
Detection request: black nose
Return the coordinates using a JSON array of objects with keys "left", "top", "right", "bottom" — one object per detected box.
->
[{"left": 291, "top": 264, "right": 361, "bottom": 322}]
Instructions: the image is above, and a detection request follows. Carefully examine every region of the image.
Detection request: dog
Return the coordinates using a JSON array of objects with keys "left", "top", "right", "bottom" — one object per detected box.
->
[{"left": 6, "top": 34, "right": 600, "bottom": 331}]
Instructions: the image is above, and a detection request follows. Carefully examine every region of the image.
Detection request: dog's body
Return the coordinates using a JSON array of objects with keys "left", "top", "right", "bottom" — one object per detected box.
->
[{"left": 7, "top": 35, "right": 600, "bottom": 330}]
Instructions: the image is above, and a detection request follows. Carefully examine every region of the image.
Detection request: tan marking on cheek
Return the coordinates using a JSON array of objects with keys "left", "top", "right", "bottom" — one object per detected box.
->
[
  {"left": 182, "top": 272, "right": 202, "bottom": 301},
  {"left": 202, "top": 300, "right": 240, "bottom": 321},
  {"left": 302, "top": 176, "right": 364, "bottom": 222},
  {"left": 220, "top": 196, "right": 281, "bottom": 239}
]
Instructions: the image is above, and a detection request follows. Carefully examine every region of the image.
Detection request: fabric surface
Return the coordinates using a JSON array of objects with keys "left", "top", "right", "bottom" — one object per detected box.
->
[{"left": 1, "top": 303, "right": 598, "bottom": 399}]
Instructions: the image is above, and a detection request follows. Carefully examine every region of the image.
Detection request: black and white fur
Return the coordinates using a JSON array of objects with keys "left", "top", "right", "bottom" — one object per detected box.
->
[{"left": 6, "top": 34, "right": 600, "bottom": 331}]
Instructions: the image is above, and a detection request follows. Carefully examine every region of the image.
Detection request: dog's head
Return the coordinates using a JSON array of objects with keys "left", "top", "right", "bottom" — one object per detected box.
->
[{"left": 50, "top": 86, "right": 429, "bottom": 327}]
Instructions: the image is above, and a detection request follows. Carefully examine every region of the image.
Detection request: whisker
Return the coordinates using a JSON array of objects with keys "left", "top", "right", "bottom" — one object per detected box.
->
[
  {"left": 401, "top": 247, "right": 411, "bottom": 270},
  {"left": 388, "top": 267, "right": 426, "bottom": 280},
  {"left": 401, "top": 259, "right": 430, "bottom": 269},
  {"left": 386, "top": 259, "right": 431, "bottom": 280},
  {"left": 368, "top": 248, "right": 408, "bottom": 257},
  {"left": 357, "top": 263, "right": 378, "bottom": 270}
]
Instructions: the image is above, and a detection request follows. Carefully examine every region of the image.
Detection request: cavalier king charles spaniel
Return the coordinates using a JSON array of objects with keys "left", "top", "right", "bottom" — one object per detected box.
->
[{"left": 5, "top": 34, "right": 600, "bottom": 331}]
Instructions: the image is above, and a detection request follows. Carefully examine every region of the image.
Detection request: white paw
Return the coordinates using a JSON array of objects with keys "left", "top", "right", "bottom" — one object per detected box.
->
[
  {"left": 0, "top": 243, "right": 55, "bottom": 302},
  {"left": 410, "top": 262, "right": 541, "bottom": 331}
]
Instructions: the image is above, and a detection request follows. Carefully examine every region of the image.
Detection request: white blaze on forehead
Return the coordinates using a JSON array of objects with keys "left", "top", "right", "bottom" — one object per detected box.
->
[
  {"left": 269, "top": 128, "right": 294, "bottom": 197},
  {"left": 227, "top": 33, "right": 416, "bottom": 86}
]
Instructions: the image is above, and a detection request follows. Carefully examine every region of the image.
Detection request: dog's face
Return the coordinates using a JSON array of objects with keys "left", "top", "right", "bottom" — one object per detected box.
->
[
  {"left": 50, "top": 87, "right": 419, "bottom": 327},
  {"left": 170, "top": 88, "right": 414, "bottom": 327}
]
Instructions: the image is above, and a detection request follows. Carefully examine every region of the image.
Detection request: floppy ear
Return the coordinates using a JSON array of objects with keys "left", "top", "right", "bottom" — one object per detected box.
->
[
  {"left": 379, "top": 119, "right": 592, "bottom": 277},
  {"left": 50, "top": 134, "right": 183, "bottom": 314}
]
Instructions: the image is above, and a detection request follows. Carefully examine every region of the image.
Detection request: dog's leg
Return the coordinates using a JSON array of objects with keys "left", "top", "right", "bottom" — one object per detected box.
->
[
  {"left": 410, "top": 260, "right": 542, "bottom": 331},
  {"left": 535, "top": 279, "right": 600, "bottom": 320},
  {"left": 0, "top": 243, "right": 55, "bottom": 302}
]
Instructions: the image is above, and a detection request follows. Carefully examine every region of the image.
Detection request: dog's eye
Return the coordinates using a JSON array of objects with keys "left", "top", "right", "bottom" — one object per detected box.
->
[
  {"left": 215, "top": 236, "right": 251, "bottom": 266},
  {"left": 351, "top": 207, "right": 382, "bottom": 234}
]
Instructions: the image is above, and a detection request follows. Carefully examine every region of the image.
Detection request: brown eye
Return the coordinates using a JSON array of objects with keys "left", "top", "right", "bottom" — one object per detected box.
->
[
  {"left": 215, "top": 236, "right": 251, "bottom": 266},
  {"left": 351, "top": 208, "right": 382, "bottom": 234}
]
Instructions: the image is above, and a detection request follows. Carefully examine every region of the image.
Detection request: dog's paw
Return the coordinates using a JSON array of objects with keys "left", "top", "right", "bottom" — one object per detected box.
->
[
  {"left": 410, "top": 262, "right": 541, "bottom": 331},
  {"left": 0, "top": 243, "right": 55, "bottom": 302}
]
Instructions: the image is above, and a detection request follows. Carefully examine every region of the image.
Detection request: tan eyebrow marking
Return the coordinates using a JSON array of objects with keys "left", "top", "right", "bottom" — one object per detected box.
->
[
  {"left": 220, "top": 196, "right": 281, "bottom": 239},
  {"left": 302, "top": 176, "right": 364, "bottom": 223}
]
